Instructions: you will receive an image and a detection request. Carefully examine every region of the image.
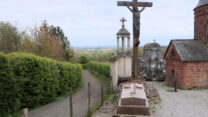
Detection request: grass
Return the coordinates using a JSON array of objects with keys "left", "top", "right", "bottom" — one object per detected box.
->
[
  {"left": 86, "top": 93, "right": 116, "bottom": 117},
  {"left": 86, "top": 69, "right": 115, "bottom": 117}
]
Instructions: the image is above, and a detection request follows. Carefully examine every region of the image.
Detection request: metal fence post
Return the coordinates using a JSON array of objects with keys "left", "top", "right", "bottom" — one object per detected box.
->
[{"left": 174, "top": 79, "right": 177, "bottom": 92}]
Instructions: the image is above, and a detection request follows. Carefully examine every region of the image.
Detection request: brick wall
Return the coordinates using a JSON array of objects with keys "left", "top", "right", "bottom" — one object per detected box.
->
[
  {"left": 165, "top": 44, "right": 183, "bottom": 88},
  {"left": 182, "top": 61, "right": 208, "bottom": 89},
  {"left": 194, "top": 5, "right": 208, "bottom": 47}
]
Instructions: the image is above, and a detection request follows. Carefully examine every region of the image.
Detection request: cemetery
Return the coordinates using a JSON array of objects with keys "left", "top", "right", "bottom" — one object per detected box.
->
[{"left": 0, "top": 0, "right": 208, "bottom": 117}]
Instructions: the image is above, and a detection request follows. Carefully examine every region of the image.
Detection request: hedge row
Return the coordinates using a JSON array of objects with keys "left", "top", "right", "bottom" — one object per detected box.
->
[
  {"left": 85, "top": 61, "right": 110, "bottom": 78},
  {"left": 0, "top": 52, "right": 82, "bottom": 116}
]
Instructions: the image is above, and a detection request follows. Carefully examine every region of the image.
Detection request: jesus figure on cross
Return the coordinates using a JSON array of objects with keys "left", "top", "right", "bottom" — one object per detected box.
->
[
  {"left": 117, "top": 0, "right": 152, "bottom": 80},
  {"left": 127, "top": 6, "right": 145, "bottom": 46}
]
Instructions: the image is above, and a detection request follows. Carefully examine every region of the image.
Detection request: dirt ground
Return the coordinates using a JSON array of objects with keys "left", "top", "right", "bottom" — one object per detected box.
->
[
  {"left": 27, "top": 70, "right": 102, "bottom": 117},
  {"left": 92, "top": 81, "right": 208, "bottom": 117},
  {"left": 151, "top": 82, "right": 208, "bottom": 117}
]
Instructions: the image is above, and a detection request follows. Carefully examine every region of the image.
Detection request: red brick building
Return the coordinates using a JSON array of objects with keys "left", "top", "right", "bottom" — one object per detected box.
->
[
  {"left": 194, "top": 0, "right": 208, "bottom": 47},
  {"left": 164, "top": 0, "right": 208, "bottom": 89}
]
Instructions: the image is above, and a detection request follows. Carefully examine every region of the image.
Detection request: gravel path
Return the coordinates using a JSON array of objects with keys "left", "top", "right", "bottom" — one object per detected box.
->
[
  {"left": 28, "top": 70, "right": 102, "bottom": 117},
  {"left": 150, "top": 82, "right": 208, "bottom": 117}
]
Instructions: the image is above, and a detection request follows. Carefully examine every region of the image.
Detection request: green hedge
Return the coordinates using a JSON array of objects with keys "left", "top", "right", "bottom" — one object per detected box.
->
[
  {"left": 0, "top": 52, "right": 82, "bottom": 116},
  {"left": 85, "top": 61, "right": 110, "bottom": 78}
]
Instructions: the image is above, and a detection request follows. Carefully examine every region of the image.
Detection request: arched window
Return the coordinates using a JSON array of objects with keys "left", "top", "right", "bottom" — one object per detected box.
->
[
  {"left": 206, "top": 22, "right": 208, "bottom": 42},
  {"left": 170, "top": 50, "right": 175, "bottom": 58}
]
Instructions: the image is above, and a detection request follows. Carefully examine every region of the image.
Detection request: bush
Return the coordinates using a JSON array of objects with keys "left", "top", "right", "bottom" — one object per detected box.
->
[
  {"left": 0, "top": 52, "right": 82, "bottom": 116},
  {"left": 86, "top": 61, "right": 110, "bottom": 78},
  {"left": 79, "top": 55, "right": 90, "bottom": 64},
  {"left": 0, "top": 53, "right": 20, "bottom": 116}
]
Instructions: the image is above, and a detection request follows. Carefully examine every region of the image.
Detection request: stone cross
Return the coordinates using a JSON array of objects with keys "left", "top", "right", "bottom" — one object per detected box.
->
[
  {"left": 117, "top": 0, "right": 152, "bottom": 80},
  {"left": 120, "top": 17, "right": 127, "bottom": 28},
  {"left": 118, "top": 0, "right": 152, "bottom": 7}
]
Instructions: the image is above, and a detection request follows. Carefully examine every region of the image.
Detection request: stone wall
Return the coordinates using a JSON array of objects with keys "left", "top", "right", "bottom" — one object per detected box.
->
[
  {"left": 111, "top": 60, "right": 118, "bottom": 90},
  {"left": 110, "top": 55, "right": 132, "bottom": 90},
  {"left": 182, "top": 61, "right": 208, "bottom": 89},
  {"left": 118, "top": 56, "right": 132, "bottom": 78},
  {"left": 194, "top": 5, "right": 208, "bottom": 47}
]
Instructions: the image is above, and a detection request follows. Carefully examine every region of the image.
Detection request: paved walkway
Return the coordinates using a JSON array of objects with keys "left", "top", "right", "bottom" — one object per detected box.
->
[
  {"left": 28, "top": 70, "right": 102, "bottom": 117},
  {"left": 151, "top": 82, "right": 208, "bottom": 117}
]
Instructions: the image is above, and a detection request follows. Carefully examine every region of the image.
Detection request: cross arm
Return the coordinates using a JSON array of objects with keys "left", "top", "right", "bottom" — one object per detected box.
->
[{"left": 117, "top": 1, "right": 153, "bottom": 7}]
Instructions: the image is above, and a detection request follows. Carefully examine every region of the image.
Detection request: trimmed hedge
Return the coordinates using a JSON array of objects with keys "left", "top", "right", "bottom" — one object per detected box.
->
[
  {"left": 85, "top": 61, "right": 112, "bottom": 117},
  {"left": 85, "top": 61, "right": 110, "bottom": 78},
  {"left": 0, "top": 52, "right": 82, "bottom": 116}
]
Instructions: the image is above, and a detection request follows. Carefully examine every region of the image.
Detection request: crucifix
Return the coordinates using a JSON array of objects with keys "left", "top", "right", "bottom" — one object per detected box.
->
[{"left": 117, "top": 0, "right": 152, "bottom": 80}]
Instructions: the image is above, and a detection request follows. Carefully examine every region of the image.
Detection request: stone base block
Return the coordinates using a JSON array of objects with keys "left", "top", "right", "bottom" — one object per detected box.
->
[
  {"left": 121, "top": 97, "right": 146, "bottom": 106},
  {"left": 117, "top": 106, "right": 150, "bottom": 116},
  {"left": 117, "top": 99, "right": 150, "bottom": 116}
]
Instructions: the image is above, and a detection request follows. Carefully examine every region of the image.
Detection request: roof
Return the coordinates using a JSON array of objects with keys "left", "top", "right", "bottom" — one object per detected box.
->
[
  {"left": 117, "top": 27, "right": 130, "bottom": 36},
  {"left": 195, "top": 0, "right": 208, "bottom": 9},
  {"left": 164, "top": 39, "right": 208, "bottom": 61},
  {"left": 143, "top": 42, "right": 160, "bottom": 49},
  {"left": 143, "top": 43, "right": 151, "bottom": 49},
  {"left": 109, "top": 53, "right": 132, "bottom": 62}
]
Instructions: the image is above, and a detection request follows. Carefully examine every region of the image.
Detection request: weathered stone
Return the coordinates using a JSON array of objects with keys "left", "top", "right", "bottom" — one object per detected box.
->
[
  {"left": 144, "top": 83, "right": 160, "bottom": 99},
  {"left": 139, "top": 42, "right": 165, "bottom": 81},
  {"left": 117, "top": 83, "right": 150, "bottom": 116},
  {"left": 121, "top": 84, "right": 146, "bottom": 106},
  {"left": 117, "top": 100, "right": 150, "bottom": 116},
  {"left": 110, "top": 17, "right": 132, "bottom": 90}
]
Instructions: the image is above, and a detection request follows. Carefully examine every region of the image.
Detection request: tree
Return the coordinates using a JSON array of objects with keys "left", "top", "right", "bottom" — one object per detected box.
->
[
  {"left": 21, "top": 20, "right": 74, "bottom": 61},
  {"left": 34, "top": 21, "right": 65, "bottom": 60},
  {"left": 79, "top": 55, "right": 90, "bottom": 64},
  {"left": 20, "top": 31, "right": 38, "bottom": 54},
  {"left": 48, "top": 22, "right": 74, "bottom": 61},
  {"left": 0, "top": 22, "right": 22, "bottom": 53}
]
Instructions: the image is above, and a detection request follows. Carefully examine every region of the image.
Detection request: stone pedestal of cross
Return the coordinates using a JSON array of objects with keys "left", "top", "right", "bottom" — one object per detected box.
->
[{"left": 117, "top": 0, "right": 152, "bottom": 80}]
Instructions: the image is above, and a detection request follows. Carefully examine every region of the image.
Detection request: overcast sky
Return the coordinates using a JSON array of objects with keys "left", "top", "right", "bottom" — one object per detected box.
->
[{"left": 0, "top": 0, "right": 199, "bottom": 48}]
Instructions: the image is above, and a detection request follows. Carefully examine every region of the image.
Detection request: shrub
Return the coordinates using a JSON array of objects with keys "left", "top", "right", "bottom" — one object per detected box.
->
[
  {"left": 0, "top": 52, "right": 82, "bottom": 116},
  {"left": 0, "top": 53, "right": 20, "bottom": 116},
  {"left": 79, "top": 55, "right": 90, "bottom": 64},
  {"left": 86, "top": 61, "right": 110, "bottom": 78}
]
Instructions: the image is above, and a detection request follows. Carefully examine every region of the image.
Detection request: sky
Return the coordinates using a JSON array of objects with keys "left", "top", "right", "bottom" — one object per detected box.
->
[{"left": 0, "top": 0, "right": 199, "bottom": 48}]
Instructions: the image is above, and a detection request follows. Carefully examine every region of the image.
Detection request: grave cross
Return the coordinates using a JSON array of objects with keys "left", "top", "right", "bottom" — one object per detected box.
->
[
  {"left": 117, "top": 0, "right": 152, "bottom": 80},
  {"left": 120, "top": 17, "right": 127, "bottom": 28}
]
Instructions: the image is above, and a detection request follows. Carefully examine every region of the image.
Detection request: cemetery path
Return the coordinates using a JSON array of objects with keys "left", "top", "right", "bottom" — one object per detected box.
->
[
  {"left": 151, "top": 82, "right": 208, "bottom": 117},
  {"left": 28, "top": 70, "right": 102, "bottom": 117}
]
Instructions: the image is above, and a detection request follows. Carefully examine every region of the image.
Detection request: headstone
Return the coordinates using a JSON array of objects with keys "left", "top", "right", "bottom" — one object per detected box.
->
[
  {"left": 117, "top": 83, "right": 150, "bottom": 116},
  {"left": 139, "top": 42, "right": 165, "bottom": 81}
]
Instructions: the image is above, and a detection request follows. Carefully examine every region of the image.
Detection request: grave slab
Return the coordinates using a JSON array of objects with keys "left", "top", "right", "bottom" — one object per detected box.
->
[{"left": 117, "top": 83, "right": 150, "bottom": 116}]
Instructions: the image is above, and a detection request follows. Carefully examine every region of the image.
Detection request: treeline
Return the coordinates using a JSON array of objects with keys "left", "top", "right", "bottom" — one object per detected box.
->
[
  {"left": 0, "top": 21, "right": 74, "bottom": 61},
  {"left": 0, "top": 52, "right": 82, "bottom": 116},
  {"left": 73, "top": 51, "right": 114, "bottom": 63}
]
